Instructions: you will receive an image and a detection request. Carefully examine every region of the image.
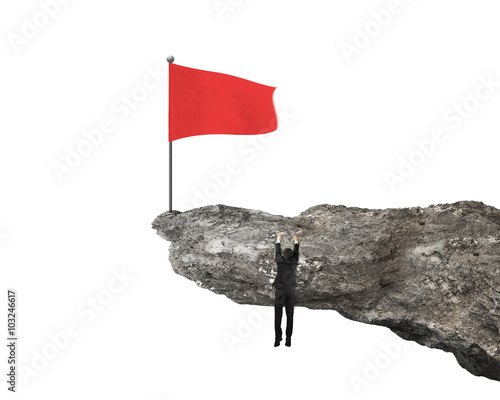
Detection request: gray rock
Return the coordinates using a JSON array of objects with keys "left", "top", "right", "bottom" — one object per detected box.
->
[{"left": 152, "top": 201, "right": 500, "bottom": 381}]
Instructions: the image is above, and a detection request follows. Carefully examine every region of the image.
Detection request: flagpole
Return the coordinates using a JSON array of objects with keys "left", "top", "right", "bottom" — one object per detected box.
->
[
  {"left": 169, "top": 140, "right": 172, "bottom": 212},
  {"left": 167, "top": 55, "right": 174, "bottom": 212}
]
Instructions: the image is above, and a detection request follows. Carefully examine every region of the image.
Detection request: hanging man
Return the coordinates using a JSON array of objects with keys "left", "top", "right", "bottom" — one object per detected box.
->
[{"left": 272, "top": 233, "right": 299, "bottom": 347}]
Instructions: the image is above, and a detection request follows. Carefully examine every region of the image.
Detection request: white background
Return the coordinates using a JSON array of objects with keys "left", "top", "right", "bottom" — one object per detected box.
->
[{"left": 2, "top": 0, "right": 500, "bottom": 398}]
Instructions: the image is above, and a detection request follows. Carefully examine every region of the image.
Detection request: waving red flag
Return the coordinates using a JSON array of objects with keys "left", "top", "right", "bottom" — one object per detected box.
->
[{"left": 168, "top": 63, "right": 277, "bottom": 142}]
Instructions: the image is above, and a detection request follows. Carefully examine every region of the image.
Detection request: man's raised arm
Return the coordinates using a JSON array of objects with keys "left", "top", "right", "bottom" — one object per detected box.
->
[
  {"left": 275, "top": 233, "right": 283, "bottom": 261},
  {"left": 292, "top": 234, "right": 299, "bottom": 260}
]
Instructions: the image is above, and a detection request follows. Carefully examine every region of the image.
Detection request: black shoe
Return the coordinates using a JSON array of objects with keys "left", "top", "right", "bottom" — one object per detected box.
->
[
  {"left": 285, "top": 337, "right": 291, "bottom": 347},
  {"left": 274, "top": 337, "right": 282, "bottom": 347}
]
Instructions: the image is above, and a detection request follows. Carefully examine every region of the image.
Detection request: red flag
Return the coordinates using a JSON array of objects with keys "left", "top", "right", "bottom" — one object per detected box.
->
[{"left": 168, "top": 63, "right": 277, "bottom": 142}]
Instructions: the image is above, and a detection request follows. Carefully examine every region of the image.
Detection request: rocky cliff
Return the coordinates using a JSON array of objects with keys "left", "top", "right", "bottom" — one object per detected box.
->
[{"left": 152, "top": 201, "right": 500, "bottom": 381}]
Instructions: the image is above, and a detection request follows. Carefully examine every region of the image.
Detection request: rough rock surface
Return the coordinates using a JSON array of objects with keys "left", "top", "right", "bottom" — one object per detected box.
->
[{"left": 152, "top": 201, "right": 500, "bottom": 381}]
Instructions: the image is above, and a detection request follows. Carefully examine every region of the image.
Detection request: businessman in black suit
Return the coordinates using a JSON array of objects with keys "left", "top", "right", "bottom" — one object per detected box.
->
[{"left": 272, "top": 233, "right": 299, "bottom": 347}]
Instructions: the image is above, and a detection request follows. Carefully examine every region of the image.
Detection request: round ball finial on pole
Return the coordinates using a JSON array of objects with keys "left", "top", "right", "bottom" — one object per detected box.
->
[{"left": 167, "top": 55, "right": 175, "bottom": 63}]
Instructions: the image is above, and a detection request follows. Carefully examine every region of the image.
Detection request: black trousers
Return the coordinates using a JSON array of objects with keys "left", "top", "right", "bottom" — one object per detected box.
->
[{"left": 274, "top": 287, "right": 295, "bottom": 339}]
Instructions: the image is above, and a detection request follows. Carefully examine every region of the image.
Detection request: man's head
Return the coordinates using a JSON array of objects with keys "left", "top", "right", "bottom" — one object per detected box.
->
[{"left": 282, "top": 248, "right": 293, "bottom": 261}]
